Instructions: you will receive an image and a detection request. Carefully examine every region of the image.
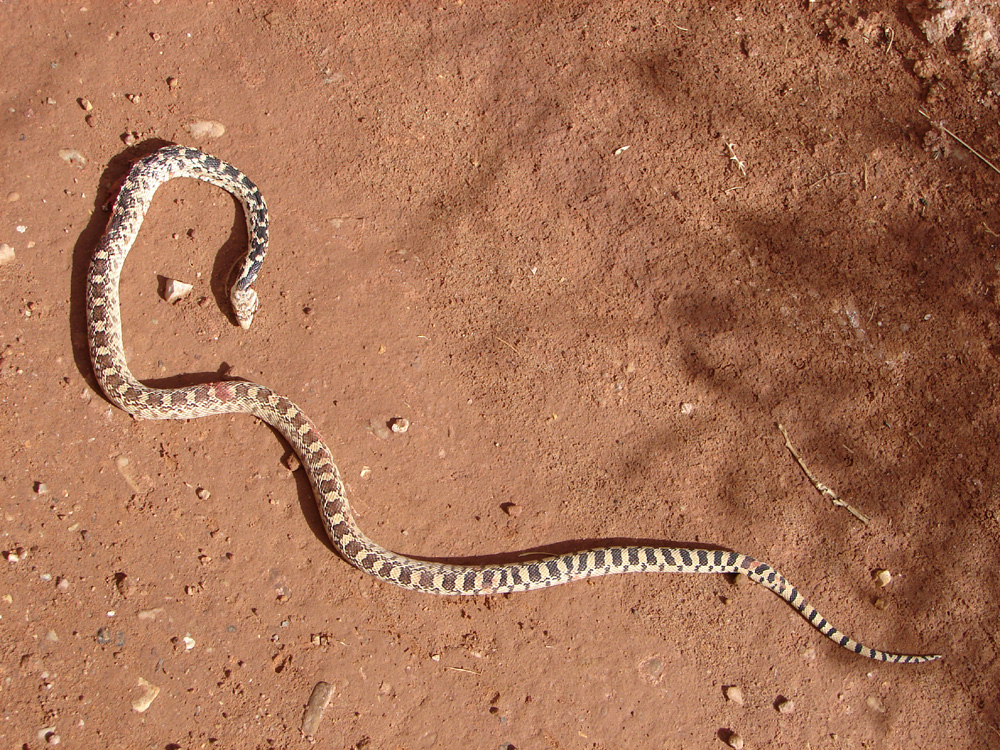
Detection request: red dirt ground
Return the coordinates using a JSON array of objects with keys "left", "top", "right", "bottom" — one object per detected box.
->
[{"left": 2, "top": 2, "right": 998, "bottom": 748}]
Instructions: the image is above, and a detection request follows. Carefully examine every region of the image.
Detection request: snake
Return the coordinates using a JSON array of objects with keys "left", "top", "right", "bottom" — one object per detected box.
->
[{"left": 87, "top": 145, "right": 941, "bottom": 664}]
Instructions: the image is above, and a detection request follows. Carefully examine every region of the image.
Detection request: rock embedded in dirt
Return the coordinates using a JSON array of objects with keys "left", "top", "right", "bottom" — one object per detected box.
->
[
  {"left": 131, "top": 677, "right": 160, "bottom": 712},
  {"left": 301, "top": 681, "right": 335, "bottom": 737},
  {"left": 724, "top": 685, "right": 745, "bottom": 705},
  {"left": 369, "top": 418, "right": 392, "bottom": 440},
  {"left": 725, "top": 730, "right": 744, "bottom": 749},
  {"left": 776, "top": 697, "right": 795, "bottom": 714},
  {"left": 184, "top": 120, "right": 226, "bottom": 139},
  {"left": 0, "top": 244, "right": 14, "bottom": 265},
  {"left": 873, "top": 569, "right": 892, "bottom": 587},
  {"left": 57, "top": 148, "right": 86, "bottom": 167}
]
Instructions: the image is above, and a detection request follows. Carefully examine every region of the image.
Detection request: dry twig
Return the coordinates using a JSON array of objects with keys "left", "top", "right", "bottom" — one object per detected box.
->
[
  {"left": 919, "top": 109, "right": 1000, "bottom": 177},
  {"left": 777, "top": 423, "right": 870, "bottom": 524},
  {"left": 495, "top": 336, "right": 522, "bottom": 357}
]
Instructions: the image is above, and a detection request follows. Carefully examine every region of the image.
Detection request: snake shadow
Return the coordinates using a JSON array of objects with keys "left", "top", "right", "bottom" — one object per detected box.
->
[{"left": 69, "top": 138, "right": 260, "bottom": 394}]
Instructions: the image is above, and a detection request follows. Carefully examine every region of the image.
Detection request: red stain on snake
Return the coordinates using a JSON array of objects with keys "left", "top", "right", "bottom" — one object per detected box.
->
[{"left": 205, "top": 383, "right": 235, "bottom": 402}]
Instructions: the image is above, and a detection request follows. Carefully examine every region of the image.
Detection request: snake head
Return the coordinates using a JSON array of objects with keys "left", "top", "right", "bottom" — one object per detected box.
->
[{"left": 231, "top": 287, "right": 259, "bottom": 329}]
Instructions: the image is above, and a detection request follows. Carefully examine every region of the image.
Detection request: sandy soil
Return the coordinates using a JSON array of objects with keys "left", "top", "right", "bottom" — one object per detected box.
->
[{"left": 2, "top": 2, "right": 998, "bottom": 748}]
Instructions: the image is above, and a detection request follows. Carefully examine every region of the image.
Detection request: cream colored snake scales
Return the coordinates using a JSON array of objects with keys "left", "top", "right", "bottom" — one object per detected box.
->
[{"left": 87, "top": 146, "right": 940, "bottom": 664}]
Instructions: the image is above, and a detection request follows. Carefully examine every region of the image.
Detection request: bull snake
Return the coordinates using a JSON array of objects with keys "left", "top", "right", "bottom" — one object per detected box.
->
[{"left": 86, "top": 145, "right": 940, "bottom": 664}]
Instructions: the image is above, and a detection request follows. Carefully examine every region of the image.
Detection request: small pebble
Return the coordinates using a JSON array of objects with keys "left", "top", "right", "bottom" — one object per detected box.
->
[
  {"left": 389, "top": 417, "right": 410, "bottom": 433},
  {"left": 78, "top": 97, "right": 93, "bottom": 111},
  {"left": 724, "top": 686, "right": 744, "bottom": 705},
  {"left": 282, "top": 454, "right": 301, "bottom": 472},
  {"left": 167, "top": 76, "right": 179, "bottom": 91},
  {"left": 725, "top": 731, "right": 744, "bottom": 749},
  {"left": 163, "top": 278, "right": 193, "bottom": 304},
  {"left": 126, "top": 93, "right": 141, "bottom": 103},
  {"left": 56, "top": 577, "right": 70, "bottom": 592},
  {"left": 131, "top": 677, "right": 160, "bottom": 712},
  {"left": 184, "top": 120, "right": 226, "bottom": 139},
  {"left": 6, "top": 192, "right": 19, "bottom": 202},
  {"left": 301, "top": 681, "right": 335, "bottom": 737},
  {"left": 46, "top": 732, "right": 60, "bottom": 745},
  {"left": 873, "top": 569, "right": 892, "bottom": 588},
  {"left": 122, "top": 131, "right": 138, "bottom": 146},
  {"left": 85, "top": 114, "right": 97, "bottom": 127},
  {"left": 34, "top": 481, "right": 48, "bottom": 494},
  {"left": 369, "top": 418, "right": 392, "bottom": 440},
  {"left": 359, "top": 465, "right": 372, "bottom": 479},
  {"left": 873, "top": 596, "right": 888, "bottom": 610},
  {"left": 680, "top": 402, "right": 695, "bottom": 415},
  {"left": 732, "top": 572, "right": 749, "bottom": 588},
  {"left": 501, "top": 502, "right": 521, "bottom": 517},
  {"left": 58, "top": 148, "right": 86, "bottom": 168},
  {"left": 776, "top": 697, "right": 795, "bottom": 715},
  {"left": 196, "top": 487, "right": 210, "bottom": 500},
  {"left": 0, "top": 244, "right": 14, "bottom": 266}
]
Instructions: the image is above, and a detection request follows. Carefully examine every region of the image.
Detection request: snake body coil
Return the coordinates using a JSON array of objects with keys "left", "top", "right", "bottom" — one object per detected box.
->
[{"left": 87, "top": 145, "right": 940, "bottom": 664}]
